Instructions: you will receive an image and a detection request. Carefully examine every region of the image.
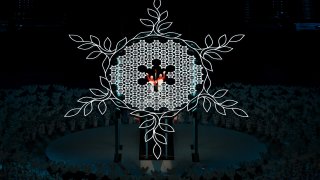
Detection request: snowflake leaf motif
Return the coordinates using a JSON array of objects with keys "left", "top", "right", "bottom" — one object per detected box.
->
[
  {"left": 215, "top": 103, "right": 226, "bottom": 115},
  {"left": 218, "top": 34, "right": 227, "bottom": 46},
  {"left": 90, "top": 88, "right": 106, "bottom": 97},
  {"left": 153, "top": 0, "right": 161, "bottom": 9},
  {"left": 69, "top": 34, "right": 83, "bottom": 42},
  {"left": 100, "top": 76, "right": 111, "bottom": 90},
  {"left": 130, "top": 110, "right": 154, "bottom": 118},
  {"left": 204, "top": 51, "right": 222, "bottom": 60},
  {"left": 221, "top": 100, "right": 238, "bottom": 107},
  {"left": 229, "top": 34, "right": 245, "bottom": 43},
  {"left": 203, "top": 98, "right": 211, "bottom": 112},
  {"left": 216, "top": 46, "right": 233, "bottom": 53},
  {"left": 102, "top": 56, "right": 110, "bottom": 73},
  {"left": 103, "top": 37, "right": 112, "bottom": 50},
  {"left": 84, "top": 102, "right": 93, "bottom": 116},
  {"left": 86, "top": 51, "right": 101, "bottom": 60},
  {"left": 148, "top": 8, "right": 159, "bottom": 18},
  {"left": 77, "top": 97, "right": 94, "bottom": 103},
  {"left": 98, "top": 101, "right": 107, "bottom": 115},
  {"left": 185, "top": 40, "right": 201, "bottom": 50},
  {"left": 232, "top": 108, "right": 249, "bottom": 117},
  {"left": 155, "top": 132, "right": 167, "bottom": 145},
  {"left": 160, "top": 11, "right": 168, "bottom": 21},
  {"left": 153, "top": 143, "right": 162, "bottom": 159},
  {"left": 139, "top": 118, "right": 155, "bottom": 128},
  {"left": 205, "top": 34, "right": 213, "bottom": 47},
  {"left": 90, "top": 35, "right": 100, "bottom": 46},
  {"left": 158, "top": 22, "right": 173, "bottom": 32},
  {"left": 144, "top": 128, "right": 154, "bottom": 142},
  {"left": 65, "top": 108, "right": 81, "bottom": 117},
  {"left": 202, "top": 58, "right": 213, "bottom": 72},
  {"left": 159, "top": 123, "right": 175, "bottom": 132},
  {"left": 162, "top": 32, "right": 181, "bottom": 38},
  {"left": 214, "top": 89, "right": 228, "bottom": 98},
  {"left": 187, "top": 97, "right": 199, "bottom": 111},
  {"left": 111, "top": 99, "right": 127, "bottom": 108},
  {"left": 78, "top": 43, "right": 94, "bottom": 50},
  {"left": 140, "top": 19, "right": 154, "bottom": 27},
  {"left": 134, "top": 31, "right": 152, "bottom": 39},
  {"left": 116, "top": 37, "right": 127, "bottom": 51},
  {"left": 204, "top": 76, "right": 212, "bottom": 91}
]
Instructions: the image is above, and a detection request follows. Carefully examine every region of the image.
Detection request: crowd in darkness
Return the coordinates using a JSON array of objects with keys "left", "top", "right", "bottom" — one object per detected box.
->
[{"left": 0, "top": 84, "right": 319, "bottom": 178}]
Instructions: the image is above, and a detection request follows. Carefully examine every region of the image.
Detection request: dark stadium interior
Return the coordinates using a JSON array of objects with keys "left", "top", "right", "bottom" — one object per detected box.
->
[{"left": 0, "top": 0, "right": 319, "bottom": 179}]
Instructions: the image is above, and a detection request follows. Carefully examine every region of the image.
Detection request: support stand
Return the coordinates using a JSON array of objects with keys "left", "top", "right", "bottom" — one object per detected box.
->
[
  {"left": 191, "top": 111, "right": 200, "bottom": 162},
  {"left": 165, "top": 118, "right": 168, "bottom": 159},
  {"left": 145, "top": 128, "right": 148, "bottom": 159},
  {"left": 114, "top": 109, "right": 122, "bottom": 162}
]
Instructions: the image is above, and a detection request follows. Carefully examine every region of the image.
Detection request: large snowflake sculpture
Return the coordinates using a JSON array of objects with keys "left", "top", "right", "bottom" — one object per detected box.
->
[
  {"left": 110, "top": 40, "right": 203, "bottom": 111},
  {"left": 65, "top": 0, "right": 248, "bottom": 159}
]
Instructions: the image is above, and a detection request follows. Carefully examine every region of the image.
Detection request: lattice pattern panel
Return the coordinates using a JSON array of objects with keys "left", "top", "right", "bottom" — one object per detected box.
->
[{"left": 110, "top": 40, "right": 203, "bottom": 111}]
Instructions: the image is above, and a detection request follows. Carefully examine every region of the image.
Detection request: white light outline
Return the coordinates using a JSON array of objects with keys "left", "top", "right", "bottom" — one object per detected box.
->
[{"left": 65, "top": 0, "right": 248, "bottom": 160}]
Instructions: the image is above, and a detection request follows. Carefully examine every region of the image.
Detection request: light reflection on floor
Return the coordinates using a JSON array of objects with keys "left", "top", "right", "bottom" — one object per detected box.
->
[{"left": 46, "top": 124, "right": 267, "bottom": 173}]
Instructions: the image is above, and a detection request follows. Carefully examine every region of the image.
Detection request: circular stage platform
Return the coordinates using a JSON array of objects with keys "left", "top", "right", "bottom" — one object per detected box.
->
[{"left": 46, "top": 124, "right": 266, "bottom": 174}]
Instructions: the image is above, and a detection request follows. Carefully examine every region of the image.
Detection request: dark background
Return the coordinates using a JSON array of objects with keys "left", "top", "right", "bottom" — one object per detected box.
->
[{"left": 0, "top": 0, "right": 319, "bottom": 88}]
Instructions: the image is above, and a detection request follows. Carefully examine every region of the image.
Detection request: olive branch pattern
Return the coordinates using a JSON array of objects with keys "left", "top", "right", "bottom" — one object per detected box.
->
[{"left": 65, "top": 0, "right": 248, "bottom": 159}]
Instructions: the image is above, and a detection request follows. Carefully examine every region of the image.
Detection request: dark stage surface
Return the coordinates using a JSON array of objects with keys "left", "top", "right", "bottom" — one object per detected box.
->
[{"left": 46, "top": 125, "right": 266, "bottom": 174}]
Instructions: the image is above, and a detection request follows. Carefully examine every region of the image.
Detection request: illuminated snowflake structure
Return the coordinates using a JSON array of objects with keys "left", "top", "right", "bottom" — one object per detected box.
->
[
  {"left": 65, "top": 0, "right": 249, "bottom": 159},
  {"left": 110, "top": 40, "right": 203, "bottom": 111}
]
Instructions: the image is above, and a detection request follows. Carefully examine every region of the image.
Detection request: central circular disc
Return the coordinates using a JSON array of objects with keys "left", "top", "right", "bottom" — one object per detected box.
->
[{"left": 109, "top": 36, "right": 203, "bottom": 112}]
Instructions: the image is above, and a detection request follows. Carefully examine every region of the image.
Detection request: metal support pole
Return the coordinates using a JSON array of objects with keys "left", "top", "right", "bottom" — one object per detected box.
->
[
  {"left": 192, "top": 111, "right": 199, "bottom": 162},
  {"left": 165, "top": 118, "right": 168, "bottom": 159},
  {"left": 114, "top": 110, "right": 122, "bottom": 162},
  {"left": 194, "top": 115, "right": 199, "bottom": 154},
  {"left": 145, "top": 127, "right": 148, "bottom": 159}
]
